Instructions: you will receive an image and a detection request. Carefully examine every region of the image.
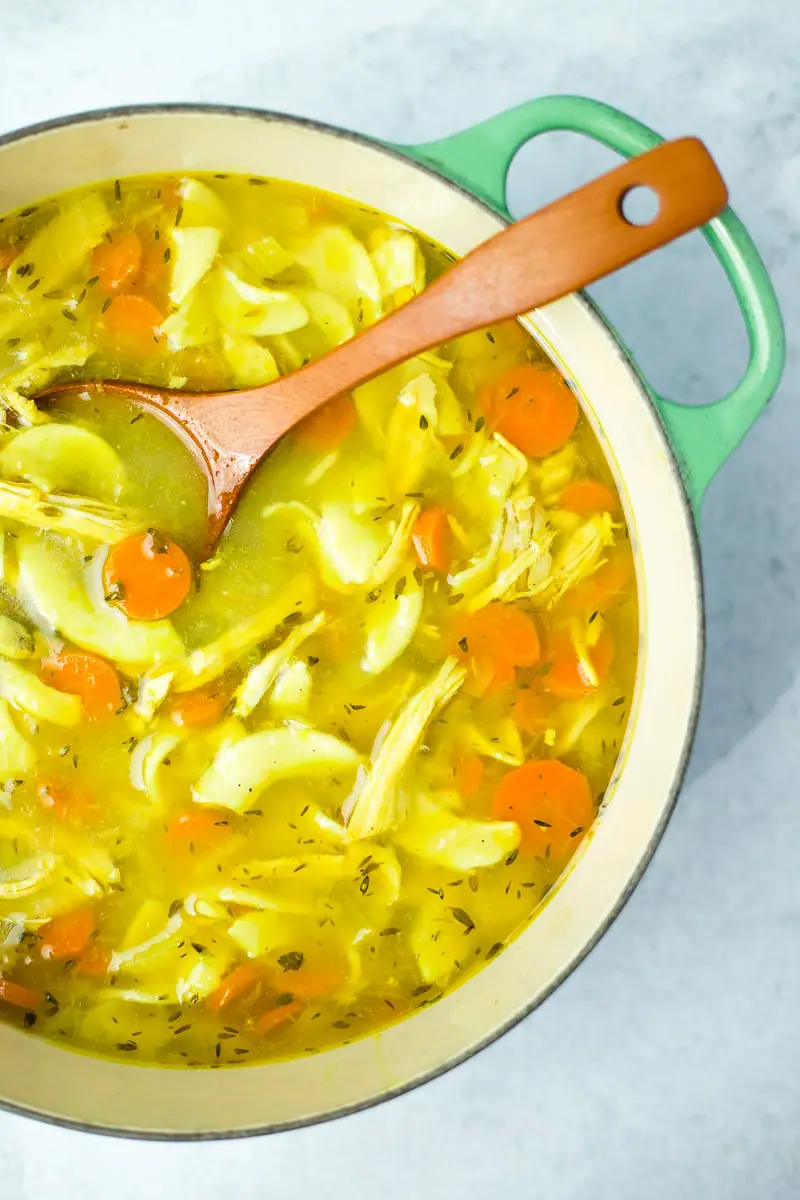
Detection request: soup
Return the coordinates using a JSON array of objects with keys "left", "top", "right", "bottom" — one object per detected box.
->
[{"left": 0, "top": 173, "right": 636, "bottom": 1066}]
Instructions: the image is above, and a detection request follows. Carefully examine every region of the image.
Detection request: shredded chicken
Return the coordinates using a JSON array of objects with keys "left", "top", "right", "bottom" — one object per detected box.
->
[{"left": 346, "top": 657, "right": 467, "bottom": 840}]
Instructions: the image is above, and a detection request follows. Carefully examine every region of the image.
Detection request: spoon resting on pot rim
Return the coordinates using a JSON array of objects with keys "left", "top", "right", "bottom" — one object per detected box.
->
[{"left": 41, "top": 136, "right": 728, "bottom": 555}]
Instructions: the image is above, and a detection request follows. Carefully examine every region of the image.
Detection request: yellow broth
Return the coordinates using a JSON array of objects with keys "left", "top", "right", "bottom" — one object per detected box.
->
[{"left": 0, "top": 173, "right": 636, "bottom": 1066}]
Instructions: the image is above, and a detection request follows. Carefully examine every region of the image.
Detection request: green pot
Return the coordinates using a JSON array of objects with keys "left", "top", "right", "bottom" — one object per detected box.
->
[{"left": 0, "top": 94, "right": 785, "bottom": 1139}]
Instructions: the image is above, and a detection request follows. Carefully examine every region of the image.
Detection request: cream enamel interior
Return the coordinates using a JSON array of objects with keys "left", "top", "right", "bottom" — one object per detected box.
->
[{"left": 0, "top": 108, "right": 702, "bottom": 1137}]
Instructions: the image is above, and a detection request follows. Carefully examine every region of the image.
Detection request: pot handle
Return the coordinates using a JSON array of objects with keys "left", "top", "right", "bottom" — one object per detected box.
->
[{"left": 394, "top": 95, "right": 785, "bottom": 512}]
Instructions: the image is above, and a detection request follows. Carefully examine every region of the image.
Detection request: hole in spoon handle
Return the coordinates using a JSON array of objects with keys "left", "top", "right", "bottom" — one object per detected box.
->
[
  {"left": 463, "top": 136, "right": 730, "bottom": 318},
  {"left": 618, "top": 184, "right": 661, "bottom": 226},
  {"left": 404, "top": 136, "right": 730, "bottom": 334}
]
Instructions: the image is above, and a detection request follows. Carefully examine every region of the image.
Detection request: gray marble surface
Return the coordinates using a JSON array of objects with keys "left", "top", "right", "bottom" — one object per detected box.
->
[{"left": 0, "top": 1, "right": 799, "bottom": 1195}]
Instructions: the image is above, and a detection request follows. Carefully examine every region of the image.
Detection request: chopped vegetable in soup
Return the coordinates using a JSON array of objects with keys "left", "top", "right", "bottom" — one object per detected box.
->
[{"left": 0, "top": 173, "right": 636, "bottom": 1067}]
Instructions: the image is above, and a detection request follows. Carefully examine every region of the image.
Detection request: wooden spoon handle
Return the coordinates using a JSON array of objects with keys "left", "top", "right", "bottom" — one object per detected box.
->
[{"left": 267, "top": 136, "right": 727, "bottom": 413}]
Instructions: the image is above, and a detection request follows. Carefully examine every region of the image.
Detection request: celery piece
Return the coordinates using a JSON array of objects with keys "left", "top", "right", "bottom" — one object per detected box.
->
[
  {"left": 169, "top": 226, "right": 221, "bottom": 306},
  {"left": 233, "top": 611, "right": 326, "bottom": 718},
  {"left": 370, "top": 230, "right": 425, "bottom": 300},
  {"left": 0, "top": 660, "right": 82, "bottom": 727},
  {"left": 129, "top": 731, "right": 183, "bottom": 803},
  {"left": 214, "top": 267, "right": 308, "bottom": 337},
  {"left": 294, "top": 225, "right": 382, "bottom": 324},
  {"left": 0, "top": 697, "right": 35, "bottom": 780},
  {"left": 192, "top": 726, "right": 361, "bottom": 812},
  {"left": 0, "top": 423, "right": 126, "bottom": 503},
  {"left": 0, "top": 615, "right": 35, "bottom": 660},
  {"left": 160, "top": 286, "right": 217, "bottom": 352},
  {"left": 361, "top": 571, "right": 423, "bottom": 675},
  {"left": 220, "top": 332, "right": 280, "bottom": 387},
  {"left": 6, "top": 195, "right": 110, "bottom": 298},
  {"left": 314, "top": 503, "right": 385, "bottom": 589},
  {"left": 242, "top": 235, "right": 294, "bottom": 278},
  {"left": 227, "top": 910, "right": 298, "bottom": 958},
  {"left": 177, "top": 178, "right": 230, "bottom": 228},
  {"left": 297, "top": 288, "right": 354, "bottom": 346},
  {"left": 0, "top": 852, "right": 58, "bottom": 900},
  {"left": 269, "top": 659, "right": 312, "bottom": 715},
  {"left": 395, "top": 795, "right": 520, "bottom": 871},
  {"left": 0, "top": 341, "right": 93, "bottom": 425}
]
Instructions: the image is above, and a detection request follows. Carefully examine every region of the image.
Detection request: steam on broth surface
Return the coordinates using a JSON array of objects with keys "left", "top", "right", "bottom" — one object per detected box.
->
[{"left": 0, "top": 173, "right": 636, "bottom": 1065}]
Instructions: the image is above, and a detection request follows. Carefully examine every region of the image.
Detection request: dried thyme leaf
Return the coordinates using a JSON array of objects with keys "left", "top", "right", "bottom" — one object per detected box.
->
[
  {"left": 450, "top": 907, "right": 475, "bottom": 933},
  {"left": 277, "top": 951, "right": 304, "bottom": 972}
]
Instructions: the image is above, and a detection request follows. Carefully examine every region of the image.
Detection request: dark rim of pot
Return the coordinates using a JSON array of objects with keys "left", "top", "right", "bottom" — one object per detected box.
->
[{"left": 0, "top": 102, "right": 705, "bottom": 1141}]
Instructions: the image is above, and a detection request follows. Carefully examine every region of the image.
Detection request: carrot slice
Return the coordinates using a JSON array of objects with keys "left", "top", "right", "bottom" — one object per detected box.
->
[
  {"left": 138, "top": 228, "right": 168, "bottom": 292},
  {"left": 37, "top": 775, "right": 92, "bottom": 821},
  {"left": 559, "top": 478, "right": 619, "bottom": 515},
  {"left": 0, "top": 245, "right": 18, "bottom": 271},
  {"left": 76, "top": 943, "right": 111, "bottom": 977},
  {"left": 452, "top": 603, "right": 540, "bottom": 692},
  {"left": 102, "top": 293, "right": 163, "bottom": 349},
  {"left": 412, "top": 506, "right": 451, "bottom": 571},
  {"left": 452, "top": 604, "right": 540, "bottom": 668},
  {"left": 484, "top": 658, "right": 518, "bottom": 695},
  {"left": 545, "top": 626, "right": 615, "bottom": 700},
  {"left": 103, "top": 529, "right": 192, "bottom": 620},
  {"left": 492, "top": 759, "right": 593, "bottom": 858},
  {"left": 166, "top": 808, "right": 232, "bottom": 852},
  {"left": 0, "top": 978, "right": 43, "bottom": 1011},
  {"left": 462, "top": 655, "right": 517, "bottom": 698},
  {"left": 453, "top": 752, "right": 484, "bottom": 798},
  {"left": 40, "top": 908, "right": 95, "bottom": 961},
  {"left": 593, "top": 553, "right": 631, "bottom": 597},
  {"left": 295, "top": 393, "right": 356, "bottom": 452},
  {"left": 513, "top": 686, "right": 555, "bottom": 735},
  {"left": 284, "top": 961, "right": 348, "bottom": 1000},
  {"left": 563, "top": 552, "right": 632, "bottom": 616},
  {"left": 169, "top": 689, "right": 227, "bottom": 728},
  {"left": 207, "top": 963, "right": 266, "bottom": 1013},
  {"left": 255, "top": 998, "right": 305, "bottom": 1036},
  {"left": 482, "top": 363, "right": 578, "bottom": 458},
  {"left": 92, "top": 231, "right": 143, "bottom": 291},
  {"left": 41, "top": 650, "right": 122, "bottom": 720}
]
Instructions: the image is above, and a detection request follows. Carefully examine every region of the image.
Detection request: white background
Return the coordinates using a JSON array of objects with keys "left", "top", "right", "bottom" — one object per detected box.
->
[{"left": 1, "top": 1, "right": 799, "bottom": 1196}]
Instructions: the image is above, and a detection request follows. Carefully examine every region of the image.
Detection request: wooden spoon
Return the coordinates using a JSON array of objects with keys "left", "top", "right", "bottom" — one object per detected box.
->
[{"left": 43, "top": 137, "right": 727, "bottom": 554}]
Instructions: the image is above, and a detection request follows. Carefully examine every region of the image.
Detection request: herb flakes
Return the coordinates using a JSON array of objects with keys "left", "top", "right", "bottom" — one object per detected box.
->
[
  {"left": 277, "top": 951, "right": 304, "bottom": 972},
  {"left": 450, "top": 907, "right": 475, "bottom": 933}
]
